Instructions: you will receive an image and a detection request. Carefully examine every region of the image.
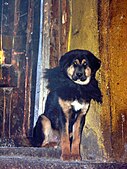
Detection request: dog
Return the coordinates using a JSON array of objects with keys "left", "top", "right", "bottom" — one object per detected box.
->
[{"left": 33, "top": 49, "right": 102, "bottom": 161}]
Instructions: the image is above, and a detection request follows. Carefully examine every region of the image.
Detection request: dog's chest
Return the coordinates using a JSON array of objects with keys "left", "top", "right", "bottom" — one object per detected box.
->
[{"left": 71, "top": 100, "right": 89, "bottom": 113}]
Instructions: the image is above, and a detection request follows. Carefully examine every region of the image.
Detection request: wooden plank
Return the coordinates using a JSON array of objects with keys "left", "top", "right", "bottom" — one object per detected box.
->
[
  {"left": 50, "top": 0, "right": 60, "bottom": 67},
  {"left": 50, "top": 0, "right": 69, "bottom": 67},
  {"left": 98, "top": 0, "right": 113, "bottom": 159},
  {"left": 61, "top": 0, "right": 69, "bottom": 55},
  {"left": 108, "top": 0, "right": 127, "bottom": 161},
  {"left": 23, "top": 0, "right": 34, "bottom": 137}
]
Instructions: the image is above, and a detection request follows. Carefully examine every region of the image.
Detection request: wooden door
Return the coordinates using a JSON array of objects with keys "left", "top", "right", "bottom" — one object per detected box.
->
[{"left": 0, "top": 0, "right": 40, "bottom": 146}]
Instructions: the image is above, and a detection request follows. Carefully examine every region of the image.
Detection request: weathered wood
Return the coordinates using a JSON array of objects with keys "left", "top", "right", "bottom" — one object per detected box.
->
[
  {"left": 98, "top": 0, "right": 127, "bottom": 161},
  {"left": 50, "top": 0, "right": 60, "bottom": 67},
  {"left": 50, "top": 0, "right": 69, "bottom": 67},
  {"left": 23, "top": 0, "right": 34, "bottom": 137},
  {"left": 60, "top": 0, "right": 69, "bottom": 55},
  {"left": 0, "top": 0, "right": 39, "bottom": 140},
  {"left": 108, "top": 0, "right": 127, "bottom": 161},
  {"left": 98, "top": 0, "right": 113, "bottom": 159},
  {"left": 1, "top": 64, "right": 18, "bottom": 87}
]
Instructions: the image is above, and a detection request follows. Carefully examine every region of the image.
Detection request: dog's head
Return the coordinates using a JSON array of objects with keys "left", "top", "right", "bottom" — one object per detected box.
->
[{"left": 59, "top": 49, "right": 101, "bottom": 85}]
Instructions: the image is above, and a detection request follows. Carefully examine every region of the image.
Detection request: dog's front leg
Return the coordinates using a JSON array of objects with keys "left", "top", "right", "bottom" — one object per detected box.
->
[
  {"left": 59, "top": 98, "right": 71, "bottom": 161},
  {"left": 60, "top": 119, "right": 71, "bottom": 161},
  {"left": 71, "top": 114, "right": 84, "bottom": 161},
  {"left": 71, "top": 102, "right": 89, "bottom": 160}
]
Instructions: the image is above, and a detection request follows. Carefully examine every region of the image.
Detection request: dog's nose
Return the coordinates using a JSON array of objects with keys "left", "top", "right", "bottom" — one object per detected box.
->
[{"left": 76, "top": 72, "right": 83, "bottom": 77}]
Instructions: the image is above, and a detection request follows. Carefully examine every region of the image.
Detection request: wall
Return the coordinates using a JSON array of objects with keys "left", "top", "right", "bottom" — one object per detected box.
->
[
  {"left": 69, "top": 0, "right": 104, "bottom": 161},
  {"left": 69, "top": 0, "right": 127, "bottom": 162}
]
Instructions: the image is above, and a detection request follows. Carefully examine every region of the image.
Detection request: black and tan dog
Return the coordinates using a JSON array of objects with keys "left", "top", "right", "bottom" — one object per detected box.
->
[{"left": 33, "top": 49, "right": 102, "bottom": 161}]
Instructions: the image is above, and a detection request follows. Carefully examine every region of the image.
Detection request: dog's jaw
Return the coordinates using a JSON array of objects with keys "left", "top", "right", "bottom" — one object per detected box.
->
[
  {"left": 73, "top": 76, "right": 91, "bottom": 85},
  {"left": 68, "top": 75, "right": 91, "bottom": 85}
]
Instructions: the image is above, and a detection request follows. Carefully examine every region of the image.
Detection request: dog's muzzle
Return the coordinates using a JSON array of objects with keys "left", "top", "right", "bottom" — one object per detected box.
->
[{"left": 72, "top": 70, "right": 87, "bottom": 82}]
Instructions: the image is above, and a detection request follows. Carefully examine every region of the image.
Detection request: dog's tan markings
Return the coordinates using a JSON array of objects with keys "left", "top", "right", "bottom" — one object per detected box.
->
[
  {"left": 40, "top": 115, "right": 52, "bottom": 146},
  {"left": 60, "top": 132, "right": 71, "bottom": 160},
  {"left": 67, "top": 62, "right": 92, "bottom": 85},
  {"left": 41, "top": 115, "right": 60, "bottom": 147},
  {"left": 71, "top": 102, "right": 89, "bottom": 160},
  {"left": 71, "top": 114, "right": 83, "bottom": 161},
  {"left": 59, "top": 98, "right": 72, "bottom": 160},
  {"left": 81, "top": 59, "right": 86, "bottom": 65},
  {"left": 85, "top": 66, "right": 91, "bottom": 77},
  {"left": 74, "top": 59, "right": 80, "bottom": 65},
  {"left": 59, "top": 98, "right": 71, "bottom": 114},
  {"left": 67, "top": 65, "right": 74, "bottom": 80}
]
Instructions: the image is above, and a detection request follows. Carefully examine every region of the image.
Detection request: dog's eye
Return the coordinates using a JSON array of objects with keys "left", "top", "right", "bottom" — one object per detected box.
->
[
  {"left": 73, "top": 61, "right": 78, "bottom": 66},
  {"left": 83, "top": 62, "right": 87, "bottom": 67}
]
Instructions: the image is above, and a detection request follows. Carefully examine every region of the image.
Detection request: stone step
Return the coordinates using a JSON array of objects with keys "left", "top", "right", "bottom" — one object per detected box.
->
[
  {"left": 0, "top": 155, "right": 126, "bottom": 169},
  {"left": 0, "top": 147, "right": 126, "bottom": 169},
  {"left": 0, "top": 147, "right": 61, "bottom": 159}
]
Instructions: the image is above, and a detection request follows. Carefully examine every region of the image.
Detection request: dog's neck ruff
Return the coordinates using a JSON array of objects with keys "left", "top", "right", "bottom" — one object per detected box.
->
[{"left": 44, "top": 67, "right": 102, "bottom": 103}]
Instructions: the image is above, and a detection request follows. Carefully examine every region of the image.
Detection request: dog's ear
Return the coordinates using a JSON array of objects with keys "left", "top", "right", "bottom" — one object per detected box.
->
[
  {"left": 59, "top": 53, "right": 70, "bottom": 71},
  {"left": 59, "top": 50, "right": 78, "bottom": 70},
  {"left": 87, "top": 53, "right": 101, "bottom": 74}
]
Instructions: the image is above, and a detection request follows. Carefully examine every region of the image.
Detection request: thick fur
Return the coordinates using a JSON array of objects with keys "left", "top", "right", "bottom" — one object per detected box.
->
[{"left": 33, "top": 49, "right": 102, "bottom": 161}]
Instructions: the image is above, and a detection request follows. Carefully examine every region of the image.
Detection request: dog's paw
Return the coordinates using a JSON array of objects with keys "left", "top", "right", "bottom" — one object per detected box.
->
[
  {"left": 61, "top": 154, "right": 71, "bottom": 161},
  {"left": 71, "top": 154, "right": 82, "bottom": 161}
]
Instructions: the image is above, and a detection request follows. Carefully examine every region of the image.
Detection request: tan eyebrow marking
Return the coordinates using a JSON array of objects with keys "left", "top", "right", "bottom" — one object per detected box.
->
[
  {"left": 81, "top": 59, "right": 86, "bottom": 64},
  {"left": 74, "top": 59, "right": 80, "bottom": 65}
]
